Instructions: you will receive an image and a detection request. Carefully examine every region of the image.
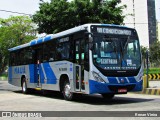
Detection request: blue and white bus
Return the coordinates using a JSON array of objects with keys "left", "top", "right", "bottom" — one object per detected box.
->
[{"left": 8, "top": 24, "right": 143, "bottom": 100}]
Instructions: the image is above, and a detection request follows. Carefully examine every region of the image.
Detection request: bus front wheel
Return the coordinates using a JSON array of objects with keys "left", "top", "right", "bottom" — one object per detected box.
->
[{"left": 62, "top": 81, "right": 73, "bottom": 101}]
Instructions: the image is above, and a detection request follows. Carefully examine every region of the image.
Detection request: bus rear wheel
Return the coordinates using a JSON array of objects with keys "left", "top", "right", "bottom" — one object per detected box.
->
[
  {"left": 22, "top": 78, "right": 29, "bottom": 94},
  {"left": 62, "top": 81, "right": 73, "bottom": 101},
  {"left": 101, "top": 93, "right": 114, "bottom": 100}
]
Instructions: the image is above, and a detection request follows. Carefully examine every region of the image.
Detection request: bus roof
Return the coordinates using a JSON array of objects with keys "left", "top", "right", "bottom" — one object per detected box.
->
[{"left": 8, "top": 23, "right": 130, "bottom": 52}]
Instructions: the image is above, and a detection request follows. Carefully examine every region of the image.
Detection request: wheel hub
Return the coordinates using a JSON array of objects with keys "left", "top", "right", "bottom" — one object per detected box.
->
[
  {"left": 64, "top": 84, "right": 71, "bottom": 97},
  {"left": 22, "top": 82, "right": 26, "bottom": 92}
]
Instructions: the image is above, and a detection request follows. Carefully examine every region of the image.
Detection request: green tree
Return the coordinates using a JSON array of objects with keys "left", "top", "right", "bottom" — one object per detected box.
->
[
  {"left": 33, "top": 0, "right": 126, "bottom": 34},
  {"left": 0, "top": 16, "right": 36, "bottom": 74},
  {"left": 149, "top": 41, "right": 160, "bottom": 63},
  {"left": 140, "top": 46, "right": 148, "bottom": 68},
  {"left": 141, "top": 46, "right": 148, "bottom": 60}
]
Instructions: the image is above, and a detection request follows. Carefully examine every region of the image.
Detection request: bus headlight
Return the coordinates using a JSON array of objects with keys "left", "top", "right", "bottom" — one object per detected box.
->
[{"left": 92, "top": 71, "right": 106, "bottom": 83}]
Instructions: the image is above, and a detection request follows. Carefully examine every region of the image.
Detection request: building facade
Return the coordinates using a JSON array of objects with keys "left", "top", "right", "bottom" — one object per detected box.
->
[
  {"left": 121, "top": 0, "right": 156, "bottom": 47},
  {"left": 158, "top": 22, "right": 160, "bottom": 41},
  {"left": 71, "top": 0, "right": 157, "bottom": 47}
]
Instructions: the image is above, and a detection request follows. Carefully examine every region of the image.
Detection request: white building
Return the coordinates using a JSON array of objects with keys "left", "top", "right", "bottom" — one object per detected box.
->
[
  {"left": 70, "top": 0, "right": 157, "bottom": 47},
  {"left": 120, "top": 0, "right": 156, "bottom": 48},
  {"left": 158, "top": 22, "right": 160, "bottom": 41}
]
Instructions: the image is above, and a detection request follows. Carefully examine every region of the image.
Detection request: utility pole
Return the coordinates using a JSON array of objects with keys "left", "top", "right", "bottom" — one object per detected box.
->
[
  {"left": 133, "top": 0, "right": 135, "bottom": 28},
  {"left": 146, "top": 50, "right": 149, "bottom": 88}
]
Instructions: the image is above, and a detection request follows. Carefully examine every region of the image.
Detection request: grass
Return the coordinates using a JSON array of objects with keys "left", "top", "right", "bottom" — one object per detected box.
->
[
  {"left": 0, "top": 73, "right": 8, "bottom": 77},
  {"left": 144, "top": 68, "right": 160, "bottom": 74}
]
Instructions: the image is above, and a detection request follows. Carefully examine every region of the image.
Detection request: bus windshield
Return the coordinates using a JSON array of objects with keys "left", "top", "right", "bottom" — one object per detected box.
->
[{"left": 92, "top": 35, "right": 141, "bottom": 72}]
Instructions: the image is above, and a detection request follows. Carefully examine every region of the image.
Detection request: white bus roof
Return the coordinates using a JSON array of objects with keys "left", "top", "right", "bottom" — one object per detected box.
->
[{"left": 8, "top": 23, "right": 130, "bottom": 52}]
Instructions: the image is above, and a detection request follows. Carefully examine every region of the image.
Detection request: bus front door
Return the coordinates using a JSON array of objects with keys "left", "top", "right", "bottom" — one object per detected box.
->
[
  {"left": 74, "top": 39, "right": 86, "bottom": 92},
  {"left": 75, "top": 65, "right": 81, "bottom": 91},
  {"left": 34, "top": 48, "right": 42, "bottom": 88}
]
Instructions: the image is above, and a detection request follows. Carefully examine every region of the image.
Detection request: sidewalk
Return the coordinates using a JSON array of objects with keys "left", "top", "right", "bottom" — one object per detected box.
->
[
  {"left": 137, "top": 80, "right": 160, "bottom": 95},
  {"left": 140, "top": 88, "right": 160, "bottom": 95},
  {"left": 0, "top": 77, "right": 8, "bottom": 81}
]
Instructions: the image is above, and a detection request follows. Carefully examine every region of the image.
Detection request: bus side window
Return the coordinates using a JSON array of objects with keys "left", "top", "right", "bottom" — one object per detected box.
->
[
  {"left": 10, "top": 52, "right": 16, "bottom": 66},
  {"left": 43, "top": 43, "right": 49, "bottom": 62},
  {"left": 49, "top": 47, "right": 55, "bottom": 62},
  {"left": 28, "top": 50, "right": 33, "bottom": 64},
  {"left": 55, "top": 41, "right": 70, "bottom": 60},
  {"left": 43, "top": 41, "right": 56, "bottom": 62}
]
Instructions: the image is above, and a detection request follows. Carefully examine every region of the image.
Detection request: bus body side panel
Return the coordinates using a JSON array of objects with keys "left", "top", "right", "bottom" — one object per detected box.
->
[
  {"left": 29, "top": 64, "right": 36, "bottom": 83},
  {"left": 40, "top": 61, "right": 74, "bottom": 91},
  {"left": 83, "top": 70, "right": 90, "bottom": 94},
  {"left": 27, "top": 64, "right": 38, "bottom": 89},
  {"left": 40, "top": 62, "right": 58, "bottom": 90},
  {"left": 8, "top": 67, "right": 12, "bottom": 84},
  {"left": 8, "top": 65, "right": 31, "bottom": 87}
]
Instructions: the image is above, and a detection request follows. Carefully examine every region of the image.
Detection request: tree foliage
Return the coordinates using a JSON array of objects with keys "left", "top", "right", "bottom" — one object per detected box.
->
[
  {"left": 0, "top": 16, "right": 36, "bottom": 74},
  {"left": 141, "top": 46, "right": 148, "bottom": 60},
  {"left": 33, "top": 0, "right": 126, "bottom": 34},
  {"left": 149, "top": 41, "right": 160, "bottom": 63},
  {"left": 140, "top": 46, "right": 148, "bottom": 68}
]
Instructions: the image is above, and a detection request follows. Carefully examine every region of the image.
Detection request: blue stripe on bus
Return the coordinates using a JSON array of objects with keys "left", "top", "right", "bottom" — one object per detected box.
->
[
  {"left": 107, "top": 77, "right": 118, "bottom": 84},
  {"left": 39, "top": 64, "right": 45, "bottom": 84},
  {"left": 29, "top": 64, "right": 35, "bottom": 83},
  {"left": 30, "top": 40, "right": 37, "bottom": 46},
  {"left": 89, "top": 79, "right": 143, "bottom": 94},
  {"left": 42, "top": 63, "right": 57, "bottom": 84},
  {"left": 8, "top": 67, "right": 12, "bottom": 82},
  {"left": 107, "top": 77, "right": 136, "bottom": 84},
  {"left": 132, "top": 80, "right": 143, "bottom": 91},
  {"left": 37, "top": 38, "right": 43, "bottom": 44},
  {"left": 118, "top": 77, "right": 128, "bottom": 83},
  {"left": 89, "top": 80, "right": 111, "bottom": 94},
  {"left": 128, "top": 77, "right": 137, "bottom": 83},
  {"left": 44, "top": 36, "right": 52, "bottom": 42}
]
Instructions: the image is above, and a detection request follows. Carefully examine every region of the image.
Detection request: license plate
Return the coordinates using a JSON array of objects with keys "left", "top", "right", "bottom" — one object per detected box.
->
[{"left": 118, "top": 88, "right": 127, "bottom": 93}]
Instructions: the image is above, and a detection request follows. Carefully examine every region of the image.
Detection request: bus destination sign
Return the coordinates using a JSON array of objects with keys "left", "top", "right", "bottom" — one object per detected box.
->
[
  {"left": 97, "top": 27, "right": 132, "bottom": 35},
  {"left": 91, "top": 26, "right": 132, "bottom": 36}
]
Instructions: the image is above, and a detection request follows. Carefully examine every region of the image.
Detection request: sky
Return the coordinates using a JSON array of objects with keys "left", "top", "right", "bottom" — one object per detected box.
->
[{"left": 0, "top": 0, "right": 160, "bottom": 21}]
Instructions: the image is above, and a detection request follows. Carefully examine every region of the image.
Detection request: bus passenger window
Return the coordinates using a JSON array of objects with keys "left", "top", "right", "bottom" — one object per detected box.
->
[
  {"left": 55, "top": 42, "right": 70, "bottom": 60},
  {"left": 43, "top": 54, "right": 49, "bottom": 62}
]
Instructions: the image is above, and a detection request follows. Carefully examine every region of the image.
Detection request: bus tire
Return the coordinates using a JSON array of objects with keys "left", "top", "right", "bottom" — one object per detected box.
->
[
  {"left": 22, "top": 78, "right": 29, "bottom": 94},
  {"left": 101, "top": 93, "right": 114, "bottom": 100},
  {"left": 62, "top": 81, "right": 73, "bottom": 101}
]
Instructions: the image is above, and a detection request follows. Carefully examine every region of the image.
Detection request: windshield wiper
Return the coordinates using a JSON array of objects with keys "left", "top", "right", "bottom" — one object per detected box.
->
[
  {"left": 120, "top": 37, "right": 130, "bottom": 68},
  {"left": 123, "top": 36, "right": 130, "bottom": 51}
]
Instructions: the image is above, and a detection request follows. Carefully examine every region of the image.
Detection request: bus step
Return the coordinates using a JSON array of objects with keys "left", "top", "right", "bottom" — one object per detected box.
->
[
  {"left": 74, "top": 91, "right": 85, "bottom": 94},
  {"left": 35, "top": 87, "right": 42, "bottom": 91}
]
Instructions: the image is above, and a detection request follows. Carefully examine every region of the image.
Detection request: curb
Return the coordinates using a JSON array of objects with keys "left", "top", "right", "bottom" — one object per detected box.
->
[{"left": 136, "top": 88, "right": 160, "bottom": 95}]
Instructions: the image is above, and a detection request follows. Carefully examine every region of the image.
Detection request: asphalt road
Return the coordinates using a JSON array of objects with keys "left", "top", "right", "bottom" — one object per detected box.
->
[{"left": 0, "top": 80, "right": 160, "bottom": 120}]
